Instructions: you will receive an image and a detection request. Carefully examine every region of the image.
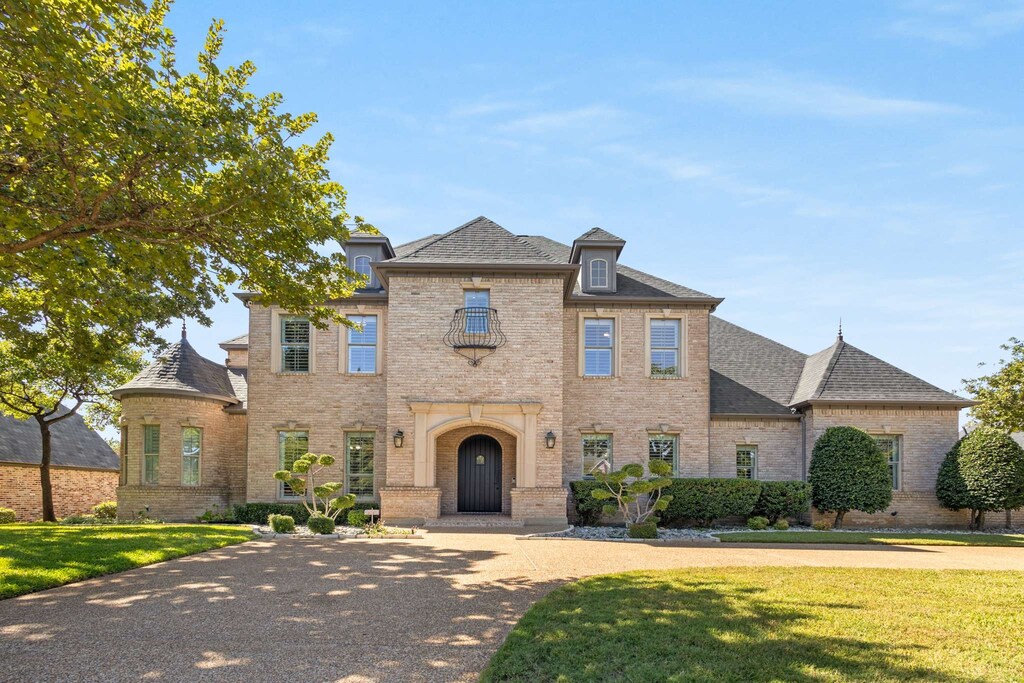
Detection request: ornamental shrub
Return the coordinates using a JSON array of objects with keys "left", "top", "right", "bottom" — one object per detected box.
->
[
  {"left": 773, "top": 519, "right": 790, "bottom": 531},
  {"left": 233, "top": 503, "right": 311, "bottom": 525},
  {"left": 811, "top": 520, "right": 831, "bottom": 531},
  {"left": 306, "top": 513, "right": 335, "bottom": 535},
  {"left": 751, "top": 481, "right": 812, "bottom": 524},
  {"left": 347, "top": 509, "right": 369, "bottom": 527},
  {"left": 0, "top": 508, "right": 16, "bottom": 524},
  {"left": 268, "top": 514, "right": 295, "bottom": 534},
  {"left": 591, "top": 460, "right": 674, "bottom": 528},
  {"left": 937, "top": 426, "right": 1024, "bottom": 530},
  {"left": 746, "top": 516, "right": 769, "bottom": 530},
  {"left": 661, "top": 478, "right": 761, "bottom": 527},
  {"left": 809, "top": 426, "right": 892, "bottom": 528},
  {"left": 92, "top": 501, "right": 117, "bottom": 520},
  {"left": 570, "top": 480, "right": 609, "bottom": 525},
  {"left": 627, "top": 520, "right": 658, "bottom": 539}
]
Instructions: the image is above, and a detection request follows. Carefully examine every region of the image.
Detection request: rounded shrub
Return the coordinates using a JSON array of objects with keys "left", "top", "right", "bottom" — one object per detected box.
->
[
  {"left": 809, "top": 426, "right": 892, "bottom": 528},
  {"left": 773, "top": 519, "right": 790, "bottom": 531},
  {"left": 937, "top": 426, "right": 1024, "bottom": 529},
  {"left": 569, "top": 480, "right": 607, "bottom": 525},
  {"left": 812, "top": 520, "right": 831, "bottom": 531},
  {"left": 306, "top": 513, "right": 335, "bottom": 535},
  {"left": 751, "top": 481, "right": 812, "bottom": 524},
  {"left": 268, "top": 514, "right": 295, "bottom": 534},
  {"left": 92, "top": 501, "right": 117, "bottom": 520},
  {"left": 0, "top": 508, "right": 16, "bottom": 524},
  {"left": 627, "top": 521, "right": 658, "bottom": 539},
  {"left": 661, "top": 478, "right": 761, "bottom": 527},
  {"left": 347, "top": 509, "right": 369, "bottom": 527},
  {"left": 746, "top": 516, "right": 769, "bottom": 530}
]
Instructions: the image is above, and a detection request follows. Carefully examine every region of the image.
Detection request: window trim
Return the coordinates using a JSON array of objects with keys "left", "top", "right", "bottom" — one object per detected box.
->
[
  {"left": 582, "top": 433, "right": 613, "bottom": 478},
  {"left": 353, "top": 255, "right": 373, "bottom": 285},
  {"left": 344, "top": 431, "right": 376, "bottom": 500},
  {"left": 589, "top": 258, "right": 610, "bottom": 289},
  {"left": 278, "top": 430, "right": 310, "bottom": 500},
  {"left": 871, "top": 433, "right": 903, "bottom": 491},
  {"left": 463, "top": 289, "right": 490, "bottom": 334},
  {"left": 119, "top": 426, "right": 128, "bottom": 486},
  {"left": 736, "top": 444, "right": 758, "bottom": 480},
  {"left": 338, "top": 311, "right": 384, "bottom": 375},
  {"left": 578, "top": 312, "right": 620, "bottom": 377},
  {"left": 142, "top": 424, "right": 159, "bottom": 485},
  {"left": 271, "top": 310, "right": 316, "bottom": 374},
  {"left": 181, "top": 426, "right": 202, "bottom": 487},
  {"left": 648, "top": 433, "right": 679, "bottom": 476},
  {"left": 644, "top": 312, "right": 687, "bottom": 378}
]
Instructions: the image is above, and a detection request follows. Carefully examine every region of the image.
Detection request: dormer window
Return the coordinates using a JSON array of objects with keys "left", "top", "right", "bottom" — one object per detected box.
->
[
  {"left": 590, "top": 259, "right": 609, "bottom": 288},
  {"left": 354, "top": 255, "right": 372, "bottom": 282}
]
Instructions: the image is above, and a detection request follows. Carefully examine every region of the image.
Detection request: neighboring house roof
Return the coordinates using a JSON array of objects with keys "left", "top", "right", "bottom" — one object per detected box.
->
[
  {"left": 112, "top": 335, "right": 241, "bottom": 404},
  {"left": 0, "top": 411, "right": 118, "bottom": 470},
  {"left": 710, "top": 316, "right": 808, "bottom": 416},
  {"left": 789, "top": 337, "right": 970, "bottom": 406},
  {"left": 219, "top": 333, "right": 249, "bottom": 349}
]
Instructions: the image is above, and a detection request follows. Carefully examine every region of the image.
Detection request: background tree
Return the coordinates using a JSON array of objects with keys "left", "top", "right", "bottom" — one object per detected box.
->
[
  {"left": 808, "top": 426, "right": 892, "bottom": 528},
  {"left": 1, "top": 0, "right": 369, "bottom": 356},
  {"left": 0, "top": 329, "right": 142, "bottom": 521},
  {"left": 937, "top": 427, "right": 1024, "bottom": 530},
  {"left": 963, "top": 338, "right": 1024, "bottom": 434}
]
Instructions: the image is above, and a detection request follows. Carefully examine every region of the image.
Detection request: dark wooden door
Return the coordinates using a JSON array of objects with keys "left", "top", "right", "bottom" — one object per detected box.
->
[{"left": 457, "top": 435, "right": 502, "bottom": 513}]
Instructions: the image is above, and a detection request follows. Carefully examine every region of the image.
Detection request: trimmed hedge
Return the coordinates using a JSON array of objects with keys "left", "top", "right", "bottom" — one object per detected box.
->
[
  {"left": 937, "top": 426, "right": 1024, "bottom": 529},
  {"left": 628, "top": 521, "right": 658, "bottom": 539},
  {"left": 661, "top": 478, "right": 762, "bottom": 526},
  {"left": 570, "top": 480, "right": 607, "bottom": 525},
  {"left": 809, "top": 426, "right": 892, "bottom": 527},
  {"left": 92, "top": 501, "right": 118, "bottom": 520},
  {"left": 268, "top": 514, "right": 295, "bottom": 534},
  {"left": 751, "top": 481, "right": 812, "bottom": 524},
  {"left": 0, "top": 508, "right": 16, "bottom": 524},
  {"left": 307, "top": 514, "right": 335, "bottom": 534},
  {"left": 234, "top": 503, "right": 311, "bottom": 525}
]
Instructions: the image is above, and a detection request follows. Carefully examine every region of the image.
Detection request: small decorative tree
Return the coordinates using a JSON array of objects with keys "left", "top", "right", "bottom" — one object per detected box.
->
[
  {"left": 809, "top": 426, "right": 892, "bottom": 529},
  {"left": 937, "top": 427, "right": 1024, "bottom": 530},
  {"left": 591, "top": 460, "right": 674, "bottom": 537},
  {"left": 274, "top": 454, "right": 356, "bottom": 523}
]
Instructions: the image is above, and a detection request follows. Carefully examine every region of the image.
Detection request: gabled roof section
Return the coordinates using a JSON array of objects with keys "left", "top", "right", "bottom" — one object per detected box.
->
[
  {"left": 384, "top": 217, "right": 560, "bottom": 265},
  {"left": 576, "top": 227, "right": 624, "bottom": 243},
  {"left": 0, "top": 410, "right": 118, "bottom": 470},
  {"left": 710, "top": 317, "right": 807, "bottom": 415},
  {"left": 790, "top": 338, "right": 972, "bottom": 406},
  {"left": 112, "top": 336, "right": 239, "bottom": 404},
  {"left": 570, "top": 227, "right": 626, "bottom": 262}
]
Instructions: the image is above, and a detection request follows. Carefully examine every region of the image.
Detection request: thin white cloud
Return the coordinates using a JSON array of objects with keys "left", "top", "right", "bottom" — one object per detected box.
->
[
  {"left": 497, "top": 105, "right": 624, "bottom": 134},
  {"left": 449, "top": 99, "right": 530, "bottom": 118},
  {"left": 887, "top": 1, "right": 1024, "bottom": 46},
  {"left": 657, "top": 70, "right": 969, "bottom": 120}
]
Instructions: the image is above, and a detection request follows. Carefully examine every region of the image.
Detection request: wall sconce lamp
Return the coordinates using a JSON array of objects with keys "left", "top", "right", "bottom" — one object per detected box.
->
[
  {"left": 393, "top": 430, "right": 405, "bottom": 448},
  {"left": 545, "top": 431, "right": 557, "bottom": 449}
]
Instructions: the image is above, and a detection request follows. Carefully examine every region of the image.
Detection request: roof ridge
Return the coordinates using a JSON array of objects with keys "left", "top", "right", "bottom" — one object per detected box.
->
[
  {"left": 397, "top": 218, "right": 485, "bottom": 260},
  {"left": 512, "top": 233, "right": 559, "bottom": 263},
  {"left": 814, "top": 340, "right": 846, "bottom": 399}
]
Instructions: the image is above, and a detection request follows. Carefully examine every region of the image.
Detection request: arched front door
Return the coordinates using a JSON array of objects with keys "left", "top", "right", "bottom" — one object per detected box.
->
[{"left": 457, "top": 434, "right": 502, "bottom": 513}]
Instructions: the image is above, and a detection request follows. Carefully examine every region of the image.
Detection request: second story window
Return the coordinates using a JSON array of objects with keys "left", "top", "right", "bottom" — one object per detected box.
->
[
  {"left": 347, "top": 315, "right": 377, "bottom": 374},
  {"left": 590, "top": 258, "right": 608, "bottom": 288},
  {"left": 353, "top": 255, "right": 372, "bottom": 284},
  {"left": 650, "top": 319, "right": 681, "bottom": 377},
  {"left": 464, "top": 290, "right": 490, "bottom": 333},
  {"left": 583, "top": 318, "right": 614, "bottom": 376},
  {"left": 143, "top": 425, "right": 159, "bottom": 484},
  {"left": 281, "top": 316, "right": 310, "bottom": 372}
]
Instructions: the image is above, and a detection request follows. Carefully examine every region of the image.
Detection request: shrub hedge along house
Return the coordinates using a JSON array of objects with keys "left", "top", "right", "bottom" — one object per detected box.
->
[{"left": 112, "top": 217, "right": 982, "bottom": 527}]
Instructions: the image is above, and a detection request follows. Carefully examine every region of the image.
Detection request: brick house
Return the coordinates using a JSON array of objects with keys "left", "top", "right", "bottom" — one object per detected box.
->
[
  {"left": 0, "top": 412, "right": 119, "bottom": 521},
  {"left": 113, "top": 217, "right": 976, "bottom": 527}
]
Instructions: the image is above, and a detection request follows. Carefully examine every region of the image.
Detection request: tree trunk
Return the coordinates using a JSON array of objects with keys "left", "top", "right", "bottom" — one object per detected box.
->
[
  {"left": 37, "top": 417, "right": 56, "bottom": 522},
  {"left": 976, "top": 509, "right": 985, "bottom": 530},
  {"left": 834, "top": 510, "right": 846, "bottom": 529}
]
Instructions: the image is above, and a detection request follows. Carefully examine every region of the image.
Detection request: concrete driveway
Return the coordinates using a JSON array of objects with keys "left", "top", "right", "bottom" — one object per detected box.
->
[{"left": 2, "top": 530, "right": 1024, "bottom": 682}]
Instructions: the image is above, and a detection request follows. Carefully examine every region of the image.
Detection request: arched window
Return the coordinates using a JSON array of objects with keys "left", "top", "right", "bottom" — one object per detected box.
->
[
  {"left": 590, "top": 258, "right": 609, "bottom": 288},
  {"left": 354, "top": 255, "right": 373, "bottom": 283}
]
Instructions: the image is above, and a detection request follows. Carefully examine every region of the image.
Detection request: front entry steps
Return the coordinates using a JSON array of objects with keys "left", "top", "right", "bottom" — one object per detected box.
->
[{"left": 422, "top": 514, "right": 524, "bottom": 528}]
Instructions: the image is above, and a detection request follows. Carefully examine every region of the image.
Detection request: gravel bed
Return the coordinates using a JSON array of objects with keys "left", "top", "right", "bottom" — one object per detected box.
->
[
  {"left": 541, "top": 526, "right": 720, "bottom": 541},
  {"left": 713, "top": 526, "right": 1024, "bottom": 535},
  {"left": 254, "top": 523, "right": 365, "bottom": 537}
]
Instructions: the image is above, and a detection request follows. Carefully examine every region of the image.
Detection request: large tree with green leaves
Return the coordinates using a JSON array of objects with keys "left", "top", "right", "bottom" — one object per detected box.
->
[
  {"left": 809, "top": 426, "right": 893, "bottom": 528},
  {"left": 937, "top": 427, "right": 1024, "bottom": 530},
  {"left": 0, "top": 330, "right": 142, "bottom": 521},
  {"left": 963, "top": 338, "right": 1024, "bottom": 434},
  {"left": 1, "top": 0, "right": 366, "bottom": 353}
]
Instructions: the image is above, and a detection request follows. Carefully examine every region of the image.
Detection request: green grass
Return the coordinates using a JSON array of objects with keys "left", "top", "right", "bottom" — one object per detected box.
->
[
  {"left": 714, "top": 531, "right": 1024, "bottom": 546},
  {"left": 0, "top": 523, "right": 256, "bottom": 599},
  {"left": 482, "top": 567, "right": 1024, "bottom": 682}
]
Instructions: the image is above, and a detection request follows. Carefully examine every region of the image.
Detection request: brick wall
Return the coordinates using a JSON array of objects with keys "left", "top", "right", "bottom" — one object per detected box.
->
[
  {"left": 0, "top": 464, "right": 117, "bottom": 521},
  {"left": 117, "top": 485, "right": 235, "bottom": 521},
  {"left": 710, "top": 417, "right": 803, "bottom": 480}
]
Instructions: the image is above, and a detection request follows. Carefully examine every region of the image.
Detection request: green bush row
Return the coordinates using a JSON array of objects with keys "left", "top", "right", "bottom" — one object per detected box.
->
[
  {"left": 0, "top": 508, "right": 16, "bottom": 524},
  {"left": 233, "top": 501, "right": 379, "bottom": 526},
  {"left": 571, "top": 478, "right": 811, "bottom": 527}
]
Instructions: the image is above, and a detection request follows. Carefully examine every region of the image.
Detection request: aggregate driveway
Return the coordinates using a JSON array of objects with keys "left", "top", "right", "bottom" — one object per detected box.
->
[{"left": 2, "top": 530, "right": 1024, "bottom": 683}]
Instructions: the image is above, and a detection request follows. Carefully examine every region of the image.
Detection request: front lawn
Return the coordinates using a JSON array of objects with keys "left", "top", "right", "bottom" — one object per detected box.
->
[
  {"left": 482, "top": 567, "right": 1024, "bottom": 682},
  {"left": 715, "top": 530, "right": 1024, "bottom": 546},
  {"left": 0, "top": 524, "right": 256, "bottom": 599}
]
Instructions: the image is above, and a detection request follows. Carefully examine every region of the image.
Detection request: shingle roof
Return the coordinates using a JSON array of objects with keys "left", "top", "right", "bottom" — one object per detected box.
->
[
  {"left": 575, "top": 227, "right": 625, "bottom": 243},
  {"left": 112, "top": 337, "right": 239, "bottom": 403},
  {"left": 386, "top": 216, "right": 560, "bottom": 265},
  {"left": 0, "top": 410, "right": 118, "bottom": 470},
  {"left": 709, "top": 316, "right": 807, "bottom": 415},
  {"left": 393, "top": 234, "right": 440, "bottom": 258},
  {"left": 226, "top": 368, "right": 248, "bottom": 411},
  {"left": 789, "top": 338, "right": 969, "bottom": 406},
  {"left": 219, "top": 333, "right": 248, "bottom": 349},
  {"left": 521, "top": 235, "right": 719, "bottom": 300}
]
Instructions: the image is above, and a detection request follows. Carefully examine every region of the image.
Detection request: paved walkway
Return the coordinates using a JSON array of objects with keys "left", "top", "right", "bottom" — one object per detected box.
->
[{"left": 2, "top": 530, "right": 1024, "bottom": 682}]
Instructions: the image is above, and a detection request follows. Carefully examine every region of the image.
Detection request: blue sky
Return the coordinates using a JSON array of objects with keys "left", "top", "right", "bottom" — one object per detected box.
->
[{"left": 164, "top": 0, "right": 1024, "bottom": 401}]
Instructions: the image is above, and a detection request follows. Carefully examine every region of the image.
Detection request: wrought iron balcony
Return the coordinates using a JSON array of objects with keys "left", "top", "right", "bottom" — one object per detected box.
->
[{"left": 443, "top": 307, "right": 507, "bottom": 366}]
